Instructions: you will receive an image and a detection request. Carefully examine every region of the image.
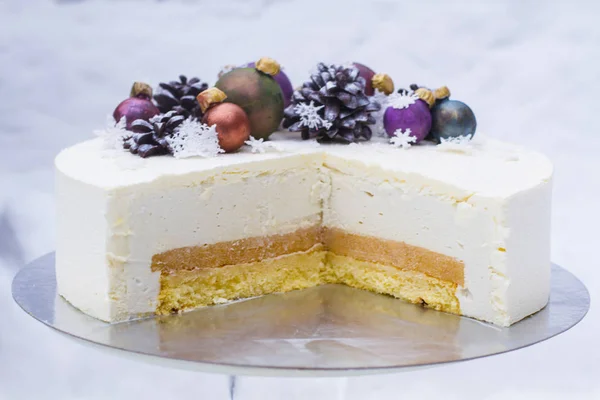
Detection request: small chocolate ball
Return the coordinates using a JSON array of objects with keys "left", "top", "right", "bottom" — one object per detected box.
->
[
  {"left": 429, "top": 99, "right": 477, "bottom": 143},
  {"left": 215, "top": 68, "right": 284, "bottom": 140},
  {"left": 202, "top": 103, "right": 251, "bottom": 153}
]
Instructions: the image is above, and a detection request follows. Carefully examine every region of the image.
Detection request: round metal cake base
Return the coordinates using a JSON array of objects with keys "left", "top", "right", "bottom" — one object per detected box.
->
[{"left": 13, "top": 253, "right": 589, "bottom": 377}]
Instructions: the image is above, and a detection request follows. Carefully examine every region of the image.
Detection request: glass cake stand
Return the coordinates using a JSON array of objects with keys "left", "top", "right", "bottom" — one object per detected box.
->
[{"left": 12, "top": 253, "right": 589, "bottom": 396}]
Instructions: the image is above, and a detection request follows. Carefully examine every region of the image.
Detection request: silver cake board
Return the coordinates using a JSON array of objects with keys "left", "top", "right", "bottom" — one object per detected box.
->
[{"left": 13, "top": 253, "right": 589, "bottom": 378}]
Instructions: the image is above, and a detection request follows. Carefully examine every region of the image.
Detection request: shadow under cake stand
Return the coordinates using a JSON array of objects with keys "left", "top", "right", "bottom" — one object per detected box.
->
[{"left": 13, "top": 253, "right": 589, "bottom": 396}]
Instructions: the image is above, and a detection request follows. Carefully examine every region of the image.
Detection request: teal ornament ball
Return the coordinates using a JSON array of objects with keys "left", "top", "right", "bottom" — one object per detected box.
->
[{"left": 429, "top": 99, "right": 476, "bottom": 142}]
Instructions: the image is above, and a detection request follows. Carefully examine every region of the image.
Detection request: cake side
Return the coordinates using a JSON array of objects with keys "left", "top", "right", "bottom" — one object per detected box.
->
[
  {"left": 501, "top": 178, "right": 553, "bottom": 325},
  {"left": 55, "top": 161, "right": 118, "bottom": 321}
]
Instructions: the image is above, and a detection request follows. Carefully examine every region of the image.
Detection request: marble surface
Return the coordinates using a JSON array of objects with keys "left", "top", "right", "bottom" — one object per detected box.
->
[{"left": 0, "top": 0, "right": 598, "bottom": 398}]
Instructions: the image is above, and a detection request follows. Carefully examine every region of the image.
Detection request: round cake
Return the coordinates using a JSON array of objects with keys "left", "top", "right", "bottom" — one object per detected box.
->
[{"left": 54, "top": 60, "right": 552, "bottom": 327}]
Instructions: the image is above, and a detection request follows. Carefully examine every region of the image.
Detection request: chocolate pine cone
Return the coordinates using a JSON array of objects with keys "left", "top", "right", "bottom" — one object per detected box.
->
[
  {"left": 153, "top": 75, "right": 209, "bottom": 119},
  {"left": 282, "top": 63, "right": 380, "bottom": 143},
  {"left": 124, "top": 111, "right": 185, "bottom": 158}
]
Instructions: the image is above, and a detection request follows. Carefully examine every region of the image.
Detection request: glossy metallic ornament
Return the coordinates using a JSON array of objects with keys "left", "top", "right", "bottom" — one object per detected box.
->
[
  {"left": 113, "top": 82, "right": 159, "bottom": 132},
  {"left": 215, "top": 64, "right": 284, "bottom": 140},
  {"left": 430, "top": 99, "right": 477, "bottom": 143},
  {"left": 203, "top": 103, "right": 250, "bottom": 153},
  {"left": 198, "top": 87, "right": 250, "bottom": 153},
  {"left": 245, "top": 61, "right": 294, "bottom": 109}
]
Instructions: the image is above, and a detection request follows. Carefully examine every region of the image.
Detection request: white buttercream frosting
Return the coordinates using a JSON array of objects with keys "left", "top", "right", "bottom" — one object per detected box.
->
[{"left": 55, "top": 131, "right": 553, "bottom": 325}]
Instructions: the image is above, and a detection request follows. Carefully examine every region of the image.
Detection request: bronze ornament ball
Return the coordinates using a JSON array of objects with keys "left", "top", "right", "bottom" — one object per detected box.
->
[
  {"left": 215, "top": 68, "right": 284, "bottom": 140},
  {"left": 202, "top": 102, "right": 251, "bottom": 153}
]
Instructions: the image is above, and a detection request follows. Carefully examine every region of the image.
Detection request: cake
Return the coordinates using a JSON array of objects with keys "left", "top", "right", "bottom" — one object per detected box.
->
[{"left": 54, "top": 60, "right": 553, "bottom": 327}]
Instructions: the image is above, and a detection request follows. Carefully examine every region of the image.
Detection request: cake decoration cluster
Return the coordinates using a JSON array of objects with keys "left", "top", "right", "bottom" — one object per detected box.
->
[{"left": 104, "top": 58, "right": 478, "bottom": 158}]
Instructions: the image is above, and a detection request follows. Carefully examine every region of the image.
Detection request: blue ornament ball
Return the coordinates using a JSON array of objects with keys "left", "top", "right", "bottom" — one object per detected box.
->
[{"left": 429, "top": 99, "right": 477, "bottom": 143}]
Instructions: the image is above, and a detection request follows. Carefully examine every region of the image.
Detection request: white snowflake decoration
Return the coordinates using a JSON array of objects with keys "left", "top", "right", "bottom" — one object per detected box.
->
[
  {"left": 166, "top": 118, "right": 224, "bottom": 159},
  {"left": 388, "top": 91, "right": 419, "bottom": 110},
  {"left": 294, "top": 101, "right": 333, "bottom": 130},
  {"left": 390, "top": 129, "right": 417, "bottom": 150},
  {"left": 437, "top": 135, "right": 474, "bottom": 154},
  {"left": 94, "top": 116, "right": 128, "bottom": 150},
  {"left": 244, "top": 136, "right": 284, "bottom": 154}
]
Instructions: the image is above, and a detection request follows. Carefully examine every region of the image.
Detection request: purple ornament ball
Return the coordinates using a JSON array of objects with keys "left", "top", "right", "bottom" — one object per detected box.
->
[
  {"left": 352, "top": 62, "right": 375, "bottom": 96},
  {"left": 245, "top": 61, "right": 293, "bottom": 108},
  {"left": 113, "top": 97, "right": 159, "bottom": 132},
  {"left": 383, "top": 99, "right": 432, "bottom": 143}
]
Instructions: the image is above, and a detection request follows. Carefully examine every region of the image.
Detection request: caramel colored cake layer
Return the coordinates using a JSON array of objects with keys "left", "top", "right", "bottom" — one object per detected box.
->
[
  {"left": 324, "top": 228, "right": 464, "bottom": 286},
  {"left": 155, "top": 228, "right": 465, "bottom": 316},
  {"left": 152, "top": 226, "right": 322, "bottom": 273}
]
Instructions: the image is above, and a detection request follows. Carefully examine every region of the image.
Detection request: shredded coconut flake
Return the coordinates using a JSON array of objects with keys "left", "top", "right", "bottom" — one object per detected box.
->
[
  {"left": 390, "top": 129, "right": 417, "bottom": 149},
  {"left": 244, "top": 136, "right": 284, "bottom": 153},
  {"left": 166, "top": 118, "right": 224, "bottom": 158},
  {"left": 94, "top": 115, "right": 128, "bottom": 150},
  {"left": 294, "top": 101, "right": 333, "bottom": 130},
  {"left": 437, "top": 135, "right": 474, "bottom": 154},
  {"left": 388, "top": 91, "right": 418, "bottom": 110}
]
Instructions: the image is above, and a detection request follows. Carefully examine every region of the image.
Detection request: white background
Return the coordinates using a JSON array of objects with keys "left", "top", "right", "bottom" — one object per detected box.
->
[{"left": 0, "top": 0, "right": 598, "bottom": 398}]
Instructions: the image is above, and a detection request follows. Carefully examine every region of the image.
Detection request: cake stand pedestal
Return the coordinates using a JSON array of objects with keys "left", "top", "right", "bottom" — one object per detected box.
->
[{"left": 13, "top": 254, "right": 589, "bottom": 398}]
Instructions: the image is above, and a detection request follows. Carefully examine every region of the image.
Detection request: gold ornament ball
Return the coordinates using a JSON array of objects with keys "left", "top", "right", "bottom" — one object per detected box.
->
[{"left": 202, "top": 103, "right": 251, "bottom": 153}]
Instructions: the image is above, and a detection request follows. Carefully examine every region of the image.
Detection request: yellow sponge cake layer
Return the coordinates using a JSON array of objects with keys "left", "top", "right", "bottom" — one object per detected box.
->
[
  {"left": 157, "top": 247, "right": 326, "bottom": 314},
  {"left": 323, "top": 253, "right": 460, "bottom": 315}
]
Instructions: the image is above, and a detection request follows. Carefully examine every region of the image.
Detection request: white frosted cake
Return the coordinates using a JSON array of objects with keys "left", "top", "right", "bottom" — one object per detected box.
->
[{"left": 55, "top": 132, "right": 552, "bottom": 326}]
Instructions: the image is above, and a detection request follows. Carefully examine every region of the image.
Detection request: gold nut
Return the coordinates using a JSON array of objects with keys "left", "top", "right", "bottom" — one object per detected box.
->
[
  {"left": 256, "top": 57, "right": 281, "bottom": 76},
  {"left": 130, "top": 82, "right": 153, "bottom": 99},
  {"left": 415, "top": 88, "right": 435, "bottom": 108},
  {"left": 196, "top": 87, "right": 228, "bottom": 113},
  {"left": 372, "top": 73, "right": 394, "bottom": 95},
  {"left": 433, "top": 86, "right": 451, "bottom": 100}
]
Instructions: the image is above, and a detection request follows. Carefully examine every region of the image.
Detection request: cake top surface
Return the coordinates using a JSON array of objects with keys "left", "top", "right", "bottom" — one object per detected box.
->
[
  {"left": 56, "top": 131, "right": 552, "bottom": 198},
  {"left": 56, "top": 59, "right": 553, "bottom": 198}
]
